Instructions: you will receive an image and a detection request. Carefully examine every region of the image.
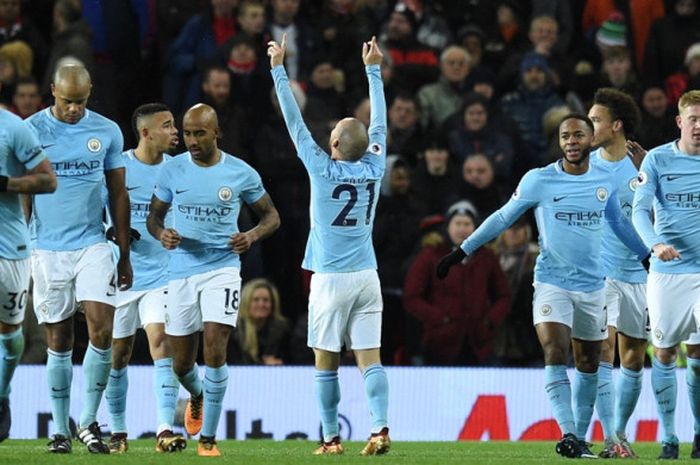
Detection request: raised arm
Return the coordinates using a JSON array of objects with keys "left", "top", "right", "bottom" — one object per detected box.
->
[
  {"left": 228, "top": 193, "right": 280, "bottom": 254},
  {"left": 106, "top": 167, "right": 133, "bottom": 290},
  {"left": 363, "top": 36, "right": 386, "bottom": 151}
]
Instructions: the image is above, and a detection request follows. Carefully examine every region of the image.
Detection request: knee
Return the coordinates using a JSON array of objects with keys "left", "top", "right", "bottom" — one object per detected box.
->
[
  {"left": 654, "top": 347, "right": 677, "bottom": 365},
  {"left": 90, "top": 327, "right": 112, "bottom": 349},
  {"left": 172, "top": 359, "right": 193, "bottom": 378},
  {"left": 575, "top": 355, "right": 598, "bottom": 373},
  {"left": 541, "top": 343, "right": 567, "bottom": 366}
]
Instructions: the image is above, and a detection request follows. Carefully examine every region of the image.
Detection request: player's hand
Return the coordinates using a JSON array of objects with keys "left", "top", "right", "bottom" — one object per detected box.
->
[
  {"left": 267, "top": 33, "right": 287, "bottom": 68},
  {"left": 626, "top": 140, "right": 647, "bottom": 170},
  {"left": 159, "top": 228, "right": 181, "bottom": 250},
  {"left": 652, "top": 243, "right": 681, "bottom": 261},
  {"left": 436, "top": 248, "right": 467, "bottom": 279},
  {"left": 229, "top": 231, "right": 255, "bottom": 254},
  {"left": 362, "top": 36, "right": 383, "bottom": 66},
  {"left": 106, "top": 226, "right": 141, "bottom": 244},
  {"left": 117, "top": 256, "right": 133, "bottom": 291}
]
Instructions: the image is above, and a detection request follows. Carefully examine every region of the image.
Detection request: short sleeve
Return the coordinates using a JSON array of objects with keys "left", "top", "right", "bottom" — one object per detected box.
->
[
  {"left": 240, "top": 165, "right": 266, "bottom": 205},
  {"left": 13, "top": 119, "right": 46, "bottom": 170},
  {"left": 104, "top": 122, "right": 125, "bottom": 171},
  {"left": 154, "top": 164, "right": 173, "bottom": 203}
]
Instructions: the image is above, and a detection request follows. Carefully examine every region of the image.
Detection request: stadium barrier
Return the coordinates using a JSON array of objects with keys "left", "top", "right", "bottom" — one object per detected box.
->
[{"left": 8, "top": 365, "right": 692, "bottom": 441}]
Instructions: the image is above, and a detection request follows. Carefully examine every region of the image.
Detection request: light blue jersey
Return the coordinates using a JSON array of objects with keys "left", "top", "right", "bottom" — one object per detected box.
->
[
  {"left": 590, "top": 149, "right": 647, "bottom": 283},
  {"left": 632, "top": 141, "right": 700, "bottom": 274},
  {"left": 0, "top": 110, "right": 46, "bottom": 259},
  {"left": 121, "top": 150, "right": 171, "bottom": 291},
  {"left": 460, "top": 159, "right": 648, "bottom": 292},
  {"left": 26, "top": 108, "right": 124, "bottom": 251},
  {"left": 271, "top": 64, "right": 386, "bottom": 273},
  {"left": 154, "top": 152, "right": 266, "bottom": 279}
]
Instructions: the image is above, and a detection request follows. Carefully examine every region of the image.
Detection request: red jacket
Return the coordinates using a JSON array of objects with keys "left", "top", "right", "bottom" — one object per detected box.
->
[{"left": 404, "top": 243, "right": 511, "bottom": 365}]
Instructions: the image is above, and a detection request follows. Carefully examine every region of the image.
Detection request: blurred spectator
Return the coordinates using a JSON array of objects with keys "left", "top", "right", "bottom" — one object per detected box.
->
[
  {"left": 229, "top": 278, "right": 290, "bottom": 365},
  {"left": 304, "top": 59, "right": 346, "bottom": 144},
  {"left": 162, "top": 0, "right": 238, "bottom": 116},
  {"left": 0, "top": 0, "right": 48, "bottom": 80},
  {"left": 411, "top": 137, "right": 459, "bottom": 215},
  {"left": 10, "top": 75, "right": 42, "bottom": 118},
  {"left": 598, "top": 46, "right": 641, "bottom": 99},
  {"left": 497, "top": 15, "right": 574, "bottom": 94},
  {"left": 352, "top": 96, "right": 371, "bottom": 128},
  {"left": 454, "top": 153, "right": 507, "bottom": 218},
  {"left": 221, "top": 32, "right": 273, "bottom": 125},
  {"left": 404, "top": 200, "right": 511, "bottom": 365},
  {"left": 318, "top": 0, "right": 365, "bottom": 96},
  {"left": 374, "top": 157, "right": 424, "bottom": 363},
  {"left": 417, "top": 46, "right": 474, "bottom": 131},
  {"left": 457, "top": 25, "right": 486, "bottom": 69},
  {"left": 644, "top": 0, "right": 700, "bottom": 85},
  {"left": 665, "top": 42, "right": 700, "bottom": 106},
  {"left": 637, "top": 84, "right": 679, "bottom": 149},
  {"left": 200, "top": 66, "right": 249, "bottom": 157},
  {"left": 387, "top": 93, "right": 424, "bottom": 164},
  {"left": 492, "top": 216, "right": 542, "bottom": 366},
  {"left": 500, "top": 52, "right": 564, "bottom": 166},
  {"left": 583, "top": 0, "right": 664, "bottom": 70},
  {"left": 446, "top": 92, "right": 516, "bottom": 183},
  {"left": 267, "top": 0, "right": 321, "bottom": 82},
  {"left": 409, "top": 1, "right": 454, "bottom": 51},
  {"left": 381, "top": 3, "right": 438, "bottom": 94},
  {"left": 481, "top": 0, "right": 529, "bottom": 72},
  {"left": 531, "top": 0, "right": 574, "bottom": 54},
  {"left": 236, "top": 0, "right": 269, "bottom": 56}
]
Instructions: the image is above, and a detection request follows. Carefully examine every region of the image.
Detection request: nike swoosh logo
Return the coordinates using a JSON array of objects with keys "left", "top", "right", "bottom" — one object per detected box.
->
[
  {"left": 106, "top": 291, "right": 116, "bottom": 297},
  {"left": 8, "top": 312, "right": 20, "bottom": 317},
  {"left": 126, "top": 186, "right": 140, "bottom": 191},
  {"left": 655, "top": 385, "right": 672, "bottom": 395},
  {"left": 224, "top": 310, "right": 235, "bottom": 315},
  {"left": 51, "top": 386, "right": 69, "bottom": 392},
  {"left": 175, "top": 189, "right": 189, "bottom": 194},
  {"left": 553, "top": 196, "right": 567, "bottom": 202},
  {"left": 161, "top": 384, "right": 178, "bottom": 389},
  {"left": 41, "top": 143, "right": 56, "bottom": 149},
  {"left": 666, "top": 175, "right": 681, "bottom": 181},
  {"left": 599, "top": 382, "right": 610, "bottom": 389}
]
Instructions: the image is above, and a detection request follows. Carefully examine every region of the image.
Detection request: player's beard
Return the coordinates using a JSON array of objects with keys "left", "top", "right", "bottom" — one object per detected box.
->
[{"left": 565, "top": 147, "right": 590, "bottom": 165}]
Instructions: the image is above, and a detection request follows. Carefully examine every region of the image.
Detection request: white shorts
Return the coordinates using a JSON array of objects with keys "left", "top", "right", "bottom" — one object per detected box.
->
[
  {"left": 32, "top": 243, "right": 116, "bottom": 324},
  {"left": 165, "top": 267, "right": 240, "bottom": 337},
  {"left": 532, "top": 282, "right": 607, "bottom": 341},
  {"left": 605, "top": 279, "right": 649, "bottom": 340},
  {"left": 113, "top": 286, "right": 168, "bottom": 339},
  {"left": 647, "top": 271, "right": 700, "bottom": 348},
  {"left": 307, "top": 269, "right": 383, "bottom": 352},
  {"left": 0, "top": 258, "right": 31, "bottom": 325}
]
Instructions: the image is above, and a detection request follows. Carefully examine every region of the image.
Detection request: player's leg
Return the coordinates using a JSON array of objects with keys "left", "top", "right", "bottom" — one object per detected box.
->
[
  {"left": 307, "top": 271, "right": 350, "bottom": 455},
  {"left": 105, "top": 291, "right": 140, "bottom": 453},
  {"left": 0, "top": 258, "right": 30, "bottom": 442},
  {"left": 33, "top": 249, "right": 76, "bottom": 452},
  {"left": 685, "top": 342, "right": 700, "bottom": 458},
  {"left": 596, "top": 280, "right": 619, "bottom": 455},
  {"left": 349, "top": 270, "right": 389, "bottom": 456}
]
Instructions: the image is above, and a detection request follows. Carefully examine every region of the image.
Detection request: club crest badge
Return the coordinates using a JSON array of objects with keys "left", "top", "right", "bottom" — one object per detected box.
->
[{"left": 87, "top": 138, "right": 102, "bottom": 152}]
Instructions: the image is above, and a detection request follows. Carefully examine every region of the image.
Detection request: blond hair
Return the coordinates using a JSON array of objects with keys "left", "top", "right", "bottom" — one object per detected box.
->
[
  {"left": 238, "top": 278, "right": 286, "bottom": 362},
  {"left": 678, "top": 90, "right": 700, "bottom": 115}
]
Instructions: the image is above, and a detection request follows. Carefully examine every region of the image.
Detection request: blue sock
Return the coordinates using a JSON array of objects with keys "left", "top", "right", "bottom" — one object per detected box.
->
[
  {"left": 201, "top": 365, "right": 228, "bottom": 438},
  {"left": 177, "top": 364, "right": 202, "bottom": 398},
  {"left": 544, "top": 365, "right": 575, "bottom": 436},
  {"left": 573, "top": 368, "right": 598, "bottom": 440},
  {"left": 106, "top": 367, "right": 127, "bottom": 433},
  {"left": 595, "top": 362, "right": 616, "bottom": 441},
  {"left": 651, "top": 357, "right": 678, "bottom": 444},
  {"left": 47, "top": 349, "right": 72, "bottom": 437},
  {"left": 79, "top": 343, "right": 112, "bottom": 428},
  {"left": 315, "top": 370, "right": 340, "bottom": 442},
  {"left": 686, "top": 357, "right": 700, "bottom": 435},
  {"left": 0, "top": 328, "right": 24, "bottom": 398},
  {"left": 614, "top": 365, "right": 643, "bottom": 435},
  {"left": 363, "top": 364, "right": 389, "bottom": 434},
  {"left": 154, "top": 358, "right": 179, "bottom": 434}
]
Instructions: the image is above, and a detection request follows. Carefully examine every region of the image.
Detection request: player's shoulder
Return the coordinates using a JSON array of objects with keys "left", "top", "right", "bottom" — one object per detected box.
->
[
  {"left": 84, "top": 109, "right": 122, "bottom": 134},
  {"left": 220, "top": 151, "right": 257, "bottom": 172},
  {"left": 0, "top": 108, "right": 23, "bottom": 127},
  {"left": 646, "top": 141, "right": 676, "bottom": 160},
  {"left": 25, "top": 107, "right": 49, "bottom": 127}
]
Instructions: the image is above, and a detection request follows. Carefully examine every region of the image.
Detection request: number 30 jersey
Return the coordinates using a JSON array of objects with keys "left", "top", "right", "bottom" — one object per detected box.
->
[{"left": 272, "top": 63, "right": 387, "bottom": 273}]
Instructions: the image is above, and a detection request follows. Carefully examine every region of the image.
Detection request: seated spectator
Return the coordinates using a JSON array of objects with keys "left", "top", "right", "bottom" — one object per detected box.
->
[
  {"left": 411, "top": 137, "right": 460, "bottom": 215},
  {"left": 479, "top": 0, "right": 529, "bottom": 73},
  {"left": 0, "top": 0, "right": 48, "bottom": 80},
  {"left": 492, "top": 217, "right": 543, "bottom": 366},
  {"left": 637, "top": 84, "right": 679, "bottom": 149},
  {"left": 236, "top": 0, "right": 270, "bottom": 57},
  {"left": 403, "top": 200, "right": 511, "bottom": 365},
  {"left": 446, "top": 92, "right": 516, "bottom": 183},
  {"left": 304, "top": 59, "right": 346, "bottom": 144},
  {"left": 665, "top": 42, "right": 700, "bottom": 106},
  {"left": 10, "top": 76, "right": 43, "bottom": 118},
  {"left": 266, "top": 0, "right": 321, "bottom": 82},
  {"left": 457, "top": 25, "right": 487, "bottom": 70},
  {"left": 387, "top": 93, "right": 425, "bottom": 164},
  {"left": 229, "top": 279, "right": 290, "bottom": 365},
  {"left": 454, "top": 153, "right": 507, "bottom": 219},
  {"left": 402, "top": 1, "right": 453, "bottom": 51},
  {"left": 598, "top": 46, "right": 641, "bottom": 100}
]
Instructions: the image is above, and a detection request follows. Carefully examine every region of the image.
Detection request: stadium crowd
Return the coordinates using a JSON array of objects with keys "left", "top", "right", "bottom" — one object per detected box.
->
[{"left": 2, "top": 0, "right": 700, "bottom": 369}]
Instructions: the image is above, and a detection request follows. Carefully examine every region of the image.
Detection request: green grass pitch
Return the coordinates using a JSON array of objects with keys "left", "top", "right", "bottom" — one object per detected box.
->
[{"left": 0, "top": 440, "right": 692, "bottom": 464}]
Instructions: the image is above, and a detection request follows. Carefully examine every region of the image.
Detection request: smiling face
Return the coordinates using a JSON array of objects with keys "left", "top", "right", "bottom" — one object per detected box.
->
[{"left": 559, "top": 118, "right": 593, "bottom": 165}]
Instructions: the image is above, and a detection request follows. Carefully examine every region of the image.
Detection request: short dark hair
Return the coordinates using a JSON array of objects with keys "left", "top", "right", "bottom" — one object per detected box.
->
[
  {"left": 559, "top": 113, "right": 594, "bottom": 133},
  {"left": 593, "top": 88, "right": 641, "bottom": 138},
  {"left": 131, "top": 103, "right": 171, "bottom": 141},
  {"left": 13, "top": 76, "right": 38, "bottom": 89}
]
